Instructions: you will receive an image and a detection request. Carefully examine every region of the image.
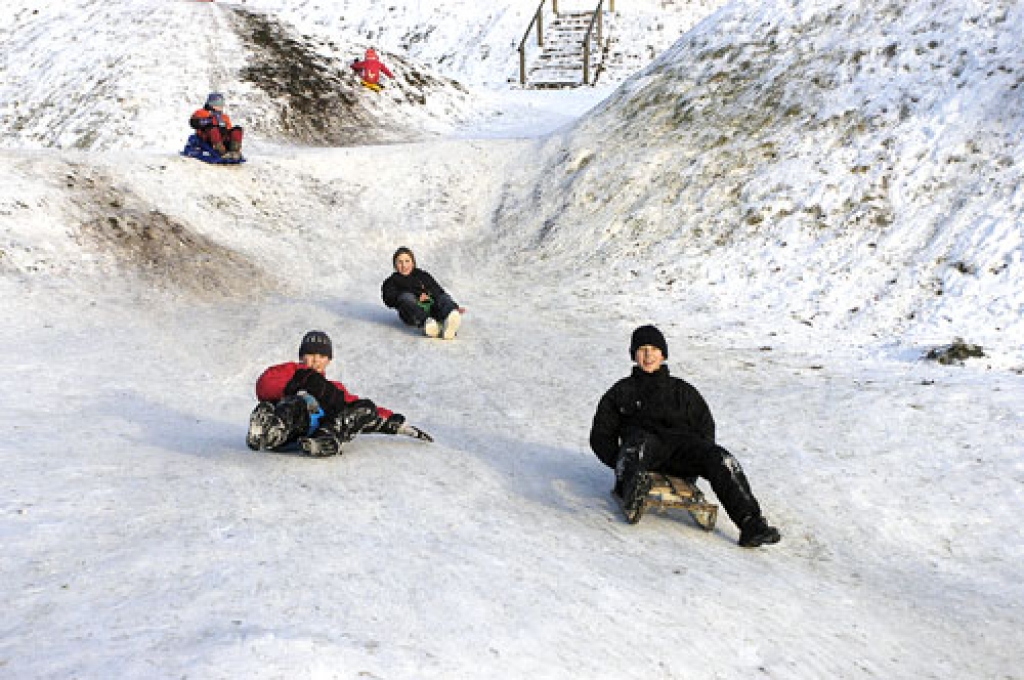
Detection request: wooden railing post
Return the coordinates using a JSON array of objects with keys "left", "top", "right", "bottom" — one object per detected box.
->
[
  {"left": 518, "top": 0, "right": 550, "bottom": 86},
  {"left": 583, "top": 42, "right": 590, "bottom": 84},
  {"left": 582, "top": 0, "right": 605, "bottom": 85}
]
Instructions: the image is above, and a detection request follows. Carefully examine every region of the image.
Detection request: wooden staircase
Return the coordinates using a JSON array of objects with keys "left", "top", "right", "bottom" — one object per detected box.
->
[
  {"left": 526, "top": 11, "right": 600, "bottom": 89},
  {"left": 516, "top": 0, "right": 718, "bottom": 89},
  {"left": 516, "top": 0, "right": 629, "bottom": 89}
]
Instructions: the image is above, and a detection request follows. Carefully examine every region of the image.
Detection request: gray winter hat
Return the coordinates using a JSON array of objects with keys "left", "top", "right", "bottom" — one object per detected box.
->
[
  {"left": 299, "top": 330, "right": 332, "bottom": 359},
  {"left": 205, "top": 92, "right": 225, "bottom": 109}
]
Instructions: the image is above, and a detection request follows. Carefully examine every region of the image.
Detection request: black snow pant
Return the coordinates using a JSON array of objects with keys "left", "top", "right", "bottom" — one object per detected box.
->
[
  {"left": 394, "top": 291, "right": 459, "bottom": 327},
  {"left": 622, "top": 428, "right": 763, "bottom": 528},
  {"left": 281, "top": 368, "right": 380, "bottom": 436}
]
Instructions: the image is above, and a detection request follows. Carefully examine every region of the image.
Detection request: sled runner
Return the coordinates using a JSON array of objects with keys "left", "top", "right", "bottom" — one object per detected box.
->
[
  {"left": 180, "top": 134, "right": 245, "bottom": 165},
  {"left": 616, "top": 473, "right": 718, "bottom": 530}
]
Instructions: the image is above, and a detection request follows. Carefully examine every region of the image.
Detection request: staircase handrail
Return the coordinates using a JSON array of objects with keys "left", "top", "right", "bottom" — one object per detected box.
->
[
  {"left": 518, "top": 0, "right": 560, "bottom": 85},
  {"left": 582, "top": 0, "right": 606, "bottom": 85}
]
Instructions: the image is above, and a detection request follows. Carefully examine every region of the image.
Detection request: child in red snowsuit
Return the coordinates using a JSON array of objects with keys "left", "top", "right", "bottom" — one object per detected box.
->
[
  {"left": 246, "top": 330, "right": 431, "bottom": 456},
  {"left": 189, "top": 92, "right": 244, "bottom": 159},
  {"left": 351, "top": 48, "right": 394, "bottom": 91}
]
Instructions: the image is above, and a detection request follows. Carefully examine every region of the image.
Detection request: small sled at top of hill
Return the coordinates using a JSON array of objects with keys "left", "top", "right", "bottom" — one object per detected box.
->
[
  {"left": 616, "top": 472, "right": 718, "bottom": 530},
  {"left": 180, "top": 134, "right": 245, "bottom": 165}
]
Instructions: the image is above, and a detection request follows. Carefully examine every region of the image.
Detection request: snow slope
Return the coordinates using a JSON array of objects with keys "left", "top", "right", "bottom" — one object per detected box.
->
[
  {"left": 494, "top": 0, "right": 1024, "bottom": 368},
  {"left": 1, "top": 1, "right": 1022, "bottom": 678}
]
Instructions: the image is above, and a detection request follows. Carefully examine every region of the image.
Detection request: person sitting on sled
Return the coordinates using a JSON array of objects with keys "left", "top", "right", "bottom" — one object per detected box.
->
[
  {"left": 382, "top": 246, "right": 465, "bottom": 339},
  {"left": 589, "top": 325, "right": 781, "bottom": 548},
  {"left": 189, "top": 92, "right": 244, "bottom": 160},
  {"left": 247, "top": 330, "right": 432, "bottom": 456},
  {"left": 350, "top": 47, "right": 394, "bottom": 91}
]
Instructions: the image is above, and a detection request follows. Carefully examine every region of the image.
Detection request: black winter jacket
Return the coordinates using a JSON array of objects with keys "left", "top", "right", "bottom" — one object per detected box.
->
[
  {"left": 589, "top": 365, "right": 716, "bottom": 468},
  {"left": 381, "top": 268, "right": 450, "bottom": 308}
]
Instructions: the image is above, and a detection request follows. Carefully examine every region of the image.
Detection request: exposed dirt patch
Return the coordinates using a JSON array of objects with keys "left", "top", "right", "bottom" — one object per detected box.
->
[
  {"left": 64, "top": 165, "right": 276, "bottom": 301},
  {"left": 229, "top": 8, "right": 466, "bottom": 145},
  {"left": 925, "top": 338, "right": 986, "bottom": 365}
]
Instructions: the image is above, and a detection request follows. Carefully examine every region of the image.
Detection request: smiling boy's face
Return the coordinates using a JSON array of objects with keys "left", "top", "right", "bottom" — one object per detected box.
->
[
  {"left": 394, "top": 252, "right": 415, "bottom": 276},
  {"left": 302, "top": 353, "right": 331, "bottom": 373},
  {"left": 635, "top": 345, "right": 664, "bottom": 374}
]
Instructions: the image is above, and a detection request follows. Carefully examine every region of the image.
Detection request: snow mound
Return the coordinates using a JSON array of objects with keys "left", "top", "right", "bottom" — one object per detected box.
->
[
  {"left": 0, "top": 1, "right": 478, "bottom": 152},
  {"left": 492, "top": 0, "right": 1024, "bottom": 367}
]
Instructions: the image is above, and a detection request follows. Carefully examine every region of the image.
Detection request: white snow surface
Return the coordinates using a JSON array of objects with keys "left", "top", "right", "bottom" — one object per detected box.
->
[{"left": 1, "top": 0, "right": 1023, "bottom": 678}]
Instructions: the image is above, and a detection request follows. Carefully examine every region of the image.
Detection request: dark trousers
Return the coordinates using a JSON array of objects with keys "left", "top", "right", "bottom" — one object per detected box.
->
[
  {"left": 394, "top": 291, "right": 458, "bottom": 327},
  {"left": 622, "top": 428, "right": 762, "bottom": 527}
]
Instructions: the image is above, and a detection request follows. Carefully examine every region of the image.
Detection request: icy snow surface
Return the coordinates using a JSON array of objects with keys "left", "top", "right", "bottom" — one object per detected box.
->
[{"left": 1, "top": 0, "right": 1022, "bottom": 678}]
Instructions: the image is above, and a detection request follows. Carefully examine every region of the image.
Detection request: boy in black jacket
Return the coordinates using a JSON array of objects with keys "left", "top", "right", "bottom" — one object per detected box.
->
[
  {"left": 382, "top": 246, "right": 465, "bottom": 339},
  {"left": 590, "top": 325, "right": 780, "bottom": 547}
]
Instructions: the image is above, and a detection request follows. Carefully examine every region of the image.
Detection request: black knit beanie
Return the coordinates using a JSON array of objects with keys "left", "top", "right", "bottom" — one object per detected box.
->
[
  {"left": 392, "top": 246, "right": 416, "bottom": 269},
  {"left": 630, "top": 325, "right": 668, "bottom": 359},
  {"left": 299, "top": 330, "right": 333, "bottom": 359}
]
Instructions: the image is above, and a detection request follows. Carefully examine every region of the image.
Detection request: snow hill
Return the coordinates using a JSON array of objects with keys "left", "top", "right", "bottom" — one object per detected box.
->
[
  {"left": 497, "top": 0, "right": 1024, "bottom": 366},
  {"left": 1, "top": 0, "right": 1022, "bottom": 678}
]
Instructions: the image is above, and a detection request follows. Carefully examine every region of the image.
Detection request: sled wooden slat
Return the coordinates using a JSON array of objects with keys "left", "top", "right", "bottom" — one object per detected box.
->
[{"left": 645, "top": 473, "right": 718, "bottom": 531}]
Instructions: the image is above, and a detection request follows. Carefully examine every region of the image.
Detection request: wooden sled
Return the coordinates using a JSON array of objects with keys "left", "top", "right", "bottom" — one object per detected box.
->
[{"left": 619, "top": 473, "right": 718, "bottom": 530}]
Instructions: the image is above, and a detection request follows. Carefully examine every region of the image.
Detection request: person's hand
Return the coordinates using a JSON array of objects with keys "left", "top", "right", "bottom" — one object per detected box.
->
[
  {"left": 397, "top": 423, "right": 433, "bottom": 442},
  {"left": 380, "top": 413, "right": 433, "bottom": 441},
  {"left": 419, "top": 292, "right": 431, "bottom": 303}
]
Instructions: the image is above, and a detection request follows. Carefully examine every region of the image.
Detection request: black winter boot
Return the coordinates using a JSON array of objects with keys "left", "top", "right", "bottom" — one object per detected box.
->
[
  {"left": 335, "top": 399, "right": 379, "bottom": 441},
  {"left": 738, "top": 515, "right": 781, "bottom": 548},
  {"left": 247, "top": 401, "right": 288, "bottom": 450},
  {"left": 300, "top": 428, "right": 343, "bottom": 457},
  {"left": 616, "top": 442, "right": 652, "bottom": 524}
]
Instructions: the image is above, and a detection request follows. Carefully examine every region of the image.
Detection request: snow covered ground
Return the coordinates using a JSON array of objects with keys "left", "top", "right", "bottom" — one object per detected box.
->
[{"left": 1, "top": 0, "right": 1022, "bottom": 678}]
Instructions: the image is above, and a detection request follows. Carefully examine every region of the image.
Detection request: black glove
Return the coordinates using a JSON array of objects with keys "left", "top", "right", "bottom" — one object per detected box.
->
[
  {"left": 378, "top": 413, "right": 405, "bottom": 435},
  {"left": 398, "top": 424, "right": 433, "bottom": 442},
  {"left": 376, "top": 413, "right": 433, "bottom": 442}
]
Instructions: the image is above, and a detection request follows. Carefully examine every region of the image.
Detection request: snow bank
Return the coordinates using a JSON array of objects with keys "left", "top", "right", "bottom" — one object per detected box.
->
[{"left": 492, "top": 0, "right": 1024, "bottom": 367}]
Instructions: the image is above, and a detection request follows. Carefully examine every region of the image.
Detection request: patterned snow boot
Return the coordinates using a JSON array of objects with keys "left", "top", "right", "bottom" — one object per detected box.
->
[
  {"left": 246, "top": 401, "right": 288, "bottom": 451},
  {"left": 300, "top": 429, "right": 343, "bottom": 457}
]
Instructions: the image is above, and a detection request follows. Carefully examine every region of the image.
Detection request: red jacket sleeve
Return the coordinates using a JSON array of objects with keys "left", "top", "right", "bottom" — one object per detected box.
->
[
  {"left": 256, "top": 363, "right": 394, "bottom": 419},
  {"left": 255, "top": 362, "right": 299, "bottom": 402}
]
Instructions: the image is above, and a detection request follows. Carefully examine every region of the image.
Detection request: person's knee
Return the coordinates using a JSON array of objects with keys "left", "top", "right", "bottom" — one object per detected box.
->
[
  {"left": 275, "top": 395, "right": 311, "bottom": 438},
  {"left": 719, "top": 451, "right": 743, "bottom": 475},
  {"left": 433, "top": 294, "right": 456, "bottom": 317},
  {"left": 396, "top": 293, "right": 426, "bottom": 325}
]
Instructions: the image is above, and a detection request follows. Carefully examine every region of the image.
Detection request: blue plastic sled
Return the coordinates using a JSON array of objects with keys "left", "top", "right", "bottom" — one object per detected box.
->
[{"left": 180, "top": 134, "right": 246, "bottom": 165}]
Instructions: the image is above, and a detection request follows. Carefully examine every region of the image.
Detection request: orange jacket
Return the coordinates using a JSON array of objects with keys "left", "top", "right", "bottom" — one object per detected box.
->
[{"left": 189, "top": 108, "right": 234, "bottom": 130}]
